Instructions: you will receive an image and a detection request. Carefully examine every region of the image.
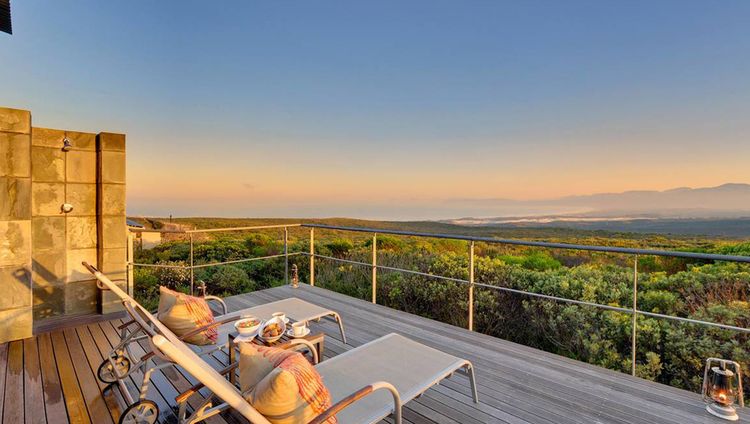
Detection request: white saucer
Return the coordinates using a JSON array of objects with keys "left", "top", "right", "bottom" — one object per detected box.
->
[
  {"left": 233, "top": 332, "right": 257, "bottom": 343},
  {"left": 285, "top": 327, "right": 310, "bottom": 338}
]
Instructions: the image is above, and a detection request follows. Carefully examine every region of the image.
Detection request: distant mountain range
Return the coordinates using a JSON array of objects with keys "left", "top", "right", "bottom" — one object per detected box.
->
[
  {"left": 544, "top": 183, "right": 750, "bottom": 215},
  {"left": 443, "top": 184, "right": 750, "bottom": 236}
]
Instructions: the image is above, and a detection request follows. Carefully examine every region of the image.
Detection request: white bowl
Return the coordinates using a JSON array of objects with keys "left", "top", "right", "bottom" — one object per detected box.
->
[
  {"left": 234, "top": 317, "right": 261, "bottom": 336},
  {"left": 258, "top": 316, "right": 286, "bottom": 343}
]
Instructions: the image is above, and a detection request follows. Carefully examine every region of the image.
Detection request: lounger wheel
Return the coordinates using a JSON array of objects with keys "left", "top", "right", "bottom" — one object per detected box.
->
[
  {"left": 97, "top": 355, "right": 131, "bottom": 383},
  {"left": 119, "top": 400, "right": 158, "bottom": 424}
]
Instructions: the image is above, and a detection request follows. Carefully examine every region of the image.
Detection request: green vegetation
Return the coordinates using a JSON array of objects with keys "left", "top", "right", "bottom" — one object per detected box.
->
[{"left": 132, "top": 217, "right": 750, "bottom": 396}]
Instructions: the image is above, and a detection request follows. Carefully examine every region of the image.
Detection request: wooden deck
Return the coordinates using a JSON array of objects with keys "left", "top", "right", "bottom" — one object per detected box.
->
[{"left": 0, "top": 284, "right": 743, "bottom": 423}]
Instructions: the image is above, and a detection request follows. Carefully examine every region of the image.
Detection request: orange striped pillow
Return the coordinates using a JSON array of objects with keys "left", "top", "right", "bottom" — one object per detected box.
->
[
  {"left": 246, "top": 351, "right": 336, "bottom": 424},
  {"left": 239, "top": 344, "right": 296, "bottom": 392},
  {"left": 157, "top": 286, "right": 218, "bottom": 345}
]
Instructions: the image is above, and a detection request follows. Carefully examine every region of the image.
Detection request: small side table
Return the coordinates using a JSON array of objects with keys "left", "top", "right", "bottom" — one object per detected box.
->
[{"left": 227, "top": 330, "right": 325, "bottom": 385}]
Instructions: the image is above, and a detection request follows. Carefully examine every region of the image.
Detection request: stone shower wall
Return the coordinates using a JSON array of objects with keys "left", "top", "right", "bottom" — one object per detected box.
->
[
  {"left": 0, "top": 107, "right": 33, "bottom": 342},
  {"left": 31, "top": 127, "right": 100, "bottom": 319},
  {"left": 0, "top": 107, "right": 127, "bottom": 342},
  {"left": 97, "top": 132, "right": 127, "bottom": 314}
]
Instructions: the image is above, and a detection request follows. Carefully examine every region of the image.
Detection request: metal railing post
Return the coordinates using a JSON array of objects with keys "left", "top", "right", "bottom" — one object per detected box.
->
[
  {"left": 372, "top": 234, "right": 377, "bottom": 304},
  {"left": 126, "top": 231, "right": 135, "bottom": 297},
  {"left": 309, "top": 228, "right": 315, "bottom": 286},
  {"left": 189, "top": 233, "right": 194, "bottom": 295},
  {"left": 631, "top": 254, "right": 638, "bottom": 377},
  {"left": 284, "top": 226, "right": 289, "bottom": 285},
  {"left": 468, "top": 241, "right": 475, "bottom": 331}
]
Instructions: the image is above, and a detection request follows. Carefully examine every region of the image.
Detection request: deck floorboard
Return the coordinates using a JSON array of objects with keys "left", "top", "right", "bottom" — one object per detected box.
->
[
  {"left": 37, "top": 333, "right": 68, "bottom": 424},
  {"left": 23, "top": 337, "right": 46, "bottom": 424},
  {"left": 0, "top": 284, "right": 743, "bottom": 423},
  {"left": 4, "top": 341, "right": 25, "bottom": 423},
  {"left": 50, "top": 331, "right": 90, "bottom": 424}
]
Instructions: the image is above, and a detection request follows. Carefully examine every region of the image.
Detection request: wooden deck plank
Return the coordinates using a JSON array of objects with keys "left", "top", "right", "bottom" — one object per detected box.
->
[
  {"left": 34, "top": 311, "right": 127, "bottom": 335},
  {"left": 24, "top": 337, "right": 47, "bottom": 424},
  {"left": 74, "top": 326, "right": 122, "bottom": 423},
  {"left": 62, "top": 328, "right": 115, "bottom": 424},
  {"left": 0, "top": 342, "right": 8, "bottom": 420},
  {"left": 3, "top": 341, "right": 25, "bottom": 423},
  {"left": 37, "top": 333, "right": 68, "bottom": 424},
  {"left": 50, "top": 331, "right": 91, "bottom": 424}
]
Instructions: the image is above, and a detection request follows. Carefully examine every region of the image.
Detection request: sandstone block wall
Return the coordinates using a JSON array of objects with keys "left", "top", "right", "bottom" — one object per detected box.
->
[
  {"left": 0, "top": 107, "right": 33, "bottom": 342},
  {"left": 97, "top": 133, "right": 127, "bottom": 314},
  {"left": 0, "top": 107, "right": 127, "bottom": 342}
]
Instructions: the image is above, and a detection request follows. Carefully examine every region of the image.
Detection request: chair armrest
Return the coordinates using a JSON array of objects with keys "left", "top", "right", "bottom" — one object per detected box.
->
[
  {"left": 175, "top": 362, "right": 238, "bottom": 404},
  {"left": 308, "top": 381, "right": 402, "bottom": 424},
  {"left": 178, "top": 315, "right": 241, "bottom": 342},
  {"left": 285, "top": 339, "right": 319, "bottom": 364},
  {"left": 204, "top": 295, "right": 228, "bottom": 315}
]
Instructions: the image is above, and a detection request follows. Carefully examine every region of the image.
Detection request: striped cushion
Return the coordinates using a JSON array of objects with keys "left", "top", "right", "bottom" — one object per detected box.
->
[
  {"left": 246, "top": 351, "right": 335, "bottom": 424},
  {"left": 239, "top": 344, "right": 297, "bottom": 392},
  {"left": 157, "top": 286, "right": 217, "bottom": 345}
]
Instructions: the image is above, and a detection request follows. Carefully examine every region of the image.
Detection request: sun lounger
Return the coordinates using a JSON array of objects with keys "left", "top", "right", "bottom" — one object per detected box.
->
[
  {"left": 85, "top": 261, "right": 345, "bottom": 363},
  {"left": 152, "top": 330, "right": 478, "bottom": 424},
  {"left": 84, "top": 262, "right": 328, "bottom": 422},
  {"left": 314, "top": 333, "right": 478, "bottom": 423},
  {"left": 227, "top": 297, "right": 347, "bottom": 343}
]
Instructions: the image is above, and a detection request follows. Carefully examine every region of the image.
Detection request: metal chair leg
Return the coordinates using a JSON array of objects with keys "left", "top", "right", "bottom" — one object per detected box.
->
[
  {"left": 333, "top": 312, "right": 347, "bottom": 344},
  {"left": 465, "top": 362, "right": 479, "bottom": 403}
]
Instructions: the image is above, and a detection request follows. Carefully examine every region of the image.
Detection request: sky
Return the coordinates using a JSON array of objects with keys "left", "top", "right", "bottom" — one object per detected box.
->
[{"left": 1, "top": 1, "right": 749, "bottom": 220}]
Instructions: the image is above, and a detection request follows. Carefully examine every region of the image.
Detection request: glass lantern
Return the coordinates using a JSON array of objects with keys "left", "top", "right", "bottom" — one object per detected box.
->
[{"left": 702, "top": 358, "right": 744, "bottom": 421}]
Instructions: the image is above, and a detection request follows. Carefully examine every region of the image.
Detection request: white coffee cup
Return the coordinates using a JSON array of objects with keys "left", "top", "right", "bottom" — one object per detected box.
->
[
  {"left": 272, "top": 312, "right": 286, "bottom": 322},
  {"left": 292, "top": 321, "right": 307, "bottom": 336}
]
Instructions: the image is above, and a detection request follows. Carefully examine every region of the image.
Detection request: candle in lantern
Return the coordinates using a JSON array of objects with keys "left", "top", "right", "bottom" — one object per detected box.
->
[{"left": 702, "top": 358, "right": 744, "bottom": 421}]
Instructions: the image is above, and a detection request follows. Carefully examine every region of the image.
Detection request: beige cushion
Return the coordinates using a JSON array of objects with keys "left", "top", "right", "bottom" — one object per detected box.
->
[
  {"left": 239, "top": 344, "right": 296, "bottom": 392},
  {"left": 246, "top": 352, "right": 335, "bottom": 424},
  {"left": 157, "top": 286, "right": 217, "bottom": 345}
]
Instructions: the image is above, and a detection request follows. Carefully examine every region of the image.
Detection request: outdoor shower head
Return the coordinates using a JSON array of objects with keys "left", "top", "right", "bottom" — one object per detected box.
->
[{"left": 62, "top": 136, "right": 72, "bottom": 151}]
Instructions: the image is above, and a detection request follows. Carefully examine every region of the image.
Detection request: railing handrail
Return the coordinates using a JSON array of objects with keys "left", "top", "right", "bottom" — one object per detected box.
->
[
  {"left": 128, "top": 227, "right": 185, "bottom": 234},
  {"left": 302, "top": 223, "right": 750, "bottom": 263},
  {"left": 187, "top": 224, "right": 302, "bottom": 234},
  {"left": 128, "top": 223, "right": 301, "bottom": 234}
]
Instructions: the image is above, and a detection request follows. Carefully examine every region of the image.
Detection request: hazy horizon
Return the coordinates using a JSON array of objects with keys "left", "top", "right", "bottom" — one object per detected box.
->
[
  {"left": 126, "top": 182, "right": 750, "bottom": 221},
  {"left": 3, "top": 1, "right": 750, "bottom": 220}
]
